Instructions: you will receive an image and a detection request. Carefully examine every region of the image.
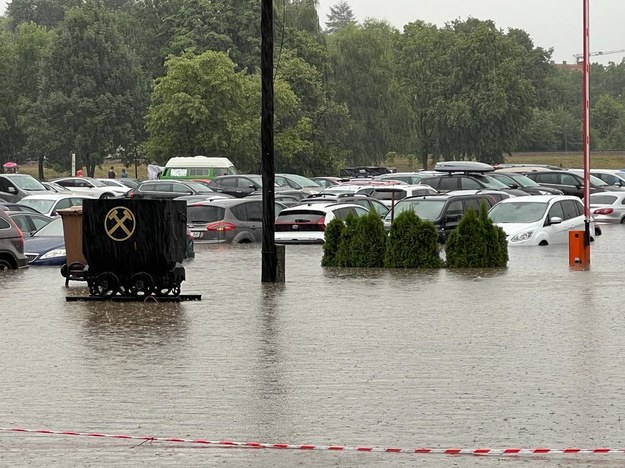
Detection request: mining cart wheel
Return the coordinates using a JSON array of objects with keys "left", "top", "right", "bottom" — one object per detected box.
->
[
  {"left": 128, "top": 272, "right": 154, "bottom": 297},
  {"left": 94, "top": 272, "right": 119, "bottom": 297}
]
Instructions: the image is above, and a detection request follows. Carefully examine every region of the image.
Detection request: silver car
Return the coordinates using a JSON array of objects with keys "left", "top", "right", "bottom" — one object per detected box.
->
[{"left": 590, "top": 191, "right": 625, "bottom": 224}]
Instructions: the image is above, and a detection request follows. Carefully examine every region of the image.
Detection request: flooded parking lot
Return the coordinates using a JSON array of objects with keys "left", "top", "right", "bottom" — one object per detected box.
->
[{"left": 2, "top": 226, "right": 625, "bottom": 466}]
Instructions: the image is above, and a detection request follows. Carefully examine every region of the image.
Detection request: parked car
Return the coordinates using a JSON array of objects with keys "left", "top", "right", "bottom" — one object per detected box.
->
[
  {"left": 41, "top": 181, "right": 73, "bottom": 193},
  {"left": 375, "top": 172, "right": 425, "bottom": 185},
  {"left": 0, "top": 202, "right": 42, "bottom": 214},
  {"left": 0, "top": 209, "right": 29, "bottom": 270},
  {"left": 208, "top": 174, "right": 263, "bottom": 198},
  {"left": 18, "top": 194, "right": 92, "bottom": 217},
  {"left": 446, "top": 189, "right": 514, "bottom": 203},
  {"left": 7, "top": 211, "right": 53, "bottom": 237},
  {"left": 419, "top": 172, "right": 527, "bottom": 196},
  {"left": 247, "top": 193, "right": 302, "bottom": 207},
  {"left": 569, "top": 169, "right": 625, "bottom": 188},
  {"left": 275, "top": 203, "right": 370, "bottom": 244},
  {"left": 383, "top": 193, "right": 500, "bottom": 243},
  {"left": 52, "top": 177, "right": 125, "bottom": 198},
  {"left": 23, "top": 216, "right": 66, "bottom": 265},
  {"left": 589, "top": 192, "right": 625, "bottom": 223},
  {"left": 0, "top": 174, "right": 48, "bottom": 202},
  {"left": 188, "top": 198, "right": 286, "bottom": 243},
  {"left": 490, "top": 172, "right": 564, "bottom": 195},
  {"left": 356, "top": 184, "right": 438, "bottom": 207},
  {"left": 295, "top": 194, "right": 390, "bottom": 218},
  {"left": 311, "top": 177, "right": 345, "bottom": 188},
  {"left": 275, "top": 174, "right": 322, "bottom": 194},
  {"left": 523, "top": 170, "right": 613, "bottom": 197},
  {"left": 96, "top": 178, "right": 137, "bottom": 191},
  {"left": 488, "top": 195, "right": 597, "bottom": 246},
  {"left": 126, "top": 180, "right": 215, "bottom": 200}
]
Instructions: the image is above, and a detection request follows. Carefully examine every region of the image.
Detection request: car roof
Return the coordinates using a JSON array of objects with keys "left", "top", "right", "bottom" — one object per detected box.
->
[
  {"left": 20, "top": 193, "right": 89, "bottom": 200},
  {"left": 189, "top": 198, "right": 265, "bottom": 207},
  {"left": 278, "top": 202, "right": 365, "bottom": 213},
  {"left": 495, "top": 194, "right": 580, "bottom": 204}
]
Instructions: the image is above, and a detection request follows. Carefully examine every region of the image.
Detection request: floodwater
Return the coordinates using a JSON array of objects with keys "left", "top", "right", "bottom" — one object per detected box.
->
[{"left": 1, "top": 226, "right": 625, "bottom": 467}]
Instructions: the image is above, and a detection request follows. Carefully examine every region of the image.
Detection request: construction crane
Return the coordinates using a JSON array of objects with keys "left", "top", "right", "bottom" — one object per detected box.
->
[{"left": 574, "top": 48, "right": 625, "bottom": 64}]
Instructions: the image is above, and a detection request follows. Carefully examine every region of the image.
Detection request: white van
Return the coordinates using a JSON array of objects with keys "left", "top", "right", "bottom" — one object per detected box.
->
[{"left": 160, "top": 156, "right": 238, "bottom": 181}]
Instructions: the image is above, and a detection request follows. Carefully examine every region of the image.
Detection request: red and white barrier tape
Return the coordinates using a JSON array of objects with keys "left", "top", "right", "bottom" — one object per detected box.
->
[{"left": 0, "top": 427, "right": 622, "bottom": 455}]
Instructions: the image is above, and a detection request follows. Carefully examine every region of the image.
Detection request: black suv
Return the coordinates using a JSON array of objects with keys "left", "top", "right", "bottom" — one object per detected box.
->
[
  {"left": 0, "top": 210, "right": 29, "bottom": 270},
  {"left": 208, "top": 174, "right": 262, "bottom": 198},
  {"left": 383, "top": 193, "right": 499, "bottom": 243},
  {"left": 127, "top": 180, "right": 214, "bottom": 199},
  {"left": 419, "top": 172, "right": 527, "bottom": 197},
  {"left": 523, "top": 170, "right": 614, "bottom": 197}
]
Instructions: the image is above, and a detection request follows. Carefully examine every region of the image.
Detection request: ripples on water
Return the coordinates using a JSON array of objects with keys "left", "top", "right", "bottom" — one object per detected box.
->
[{"left": 1, "top": 227, "right": 625, "bottom": 466}]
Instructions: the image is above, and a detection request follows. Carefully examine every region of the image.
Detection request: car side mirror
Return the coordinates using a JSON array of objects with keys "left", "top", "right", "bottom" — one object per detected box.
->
[{"left": 549, "top": 216, "right": 563, "bottom": 225}]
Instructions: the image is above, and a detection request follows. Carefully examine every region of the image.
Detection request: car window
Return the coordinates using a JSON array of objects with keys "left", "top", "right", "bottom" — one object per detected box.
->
[
  {"left": 489, "top": 202, "right": 548, "bottom": 223},
  {"left": 438, "top": 177, "right": 459, "bottom": 191},
  {"left": 9, "top": 215, "right": 29, "bottom": 232},
  {"left": 187, "top": 205, "right": 225, "bottom": 223},
  {"left": 141, "top": 183, "right": 167, "bottom": 192},
  {"left": 572, "top": 199, "right": 584, "bottom": 217},
  {"left": 548, "top": 201, "right": 565, "bottom": 220},
  {"left": 0, "top": 218, "right": 9, "bottom": 229},
  {"left": 460, "top": 177, "right": 482, "bottom": 190},
  {"left": 370, "top": 189, "right": 407, "bottom": 201},
  {"left": 446, "top": 200, "right": 464, "bottom": 217},
  {"left": 218, "top": 178, "right": 236, "bottom": 188},
  {"left": 55, "top": 199, "right": 72, "bottom": 211},
  {"left": 31, "top": 216, "right": 50, "bottom": 230},
  {"left": 237, "top": 178, "right": 254, "bottom": 188},
  {"left": 464, "top": 198, "right": 482, "bottom": 212},
  {"left": 590, "top": 195, "right": 618, "bottom": 204},
  {"left": 535, "top": 173, "right": 559, "bottom": 184},
  {"left": 561, "top": 200, "right": 580, "bottom": 220},
  {"left": 70, "top": 198, "right": 85, "bottom": 207},
  {"left": 276, "top": 210, "right": 325, "bottom": 223},
  {"left": 560, "top": 174, "right": 578, "bottom": 186},
  {"left": 333, "top": 207, "right": 354, "bottom": 220},
  {"left": 32, "top": 218, "right": 63, "bottom": 236},
  {"left": 240, "top": 201, "right": 263, "bottom": 222},
  {"left": 172, "top": 183, "right": 192, "bottom": 193}
]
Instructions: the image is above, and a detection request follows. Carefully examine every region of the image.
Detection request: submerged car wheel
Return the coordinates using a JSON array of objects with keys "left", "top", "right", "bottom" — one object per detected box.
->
[{"left": 0, "top": 258, "right": 13, "bottom": 271}]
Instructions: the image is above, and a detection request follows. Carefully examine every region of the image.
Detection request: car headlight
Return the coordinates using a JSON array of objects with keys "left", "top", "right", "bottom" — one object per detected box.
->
[
  {"left": 40, "top": 248, "right": 66, "bottom": 260},
  {"left": 538, "top": 190, "right": 551, "bottom": 195},
  {"left": 510, "top": 231, "right": 533, "bottom": 242}
]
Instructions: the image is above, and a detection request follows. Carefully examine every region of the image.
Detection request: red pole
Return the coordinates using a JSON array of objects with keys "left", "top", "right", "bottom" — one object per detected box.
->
[{"left": 582, "top": 0, "right": 591, "bottom": 254}]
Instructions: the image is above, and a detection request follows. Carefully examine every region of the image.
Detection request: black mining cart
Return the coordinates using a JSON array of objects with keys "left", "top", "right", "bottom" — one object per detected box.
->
[{"left": 80, "top": 198, "right": 188, "bottom": 298}]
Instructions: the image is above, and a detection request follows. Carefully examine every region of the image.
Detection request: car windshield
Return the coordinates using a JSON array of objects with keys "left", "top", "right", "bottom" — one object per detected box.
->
[
  {"left": 247, "top": 175, "right": 262, "bottom": 185},
  {"left": 31, "top": 217, "right": 64, "bottom": 236},
  {"left": 98, "top": 179, "right": 119, "bottom": 187},
  {"left": 589, "top": 174, "right": 608, "bottom": 186},
  {"left": 276, "top": 210, "right": 325, "bottom": 223},
  {"left": 282, "top": 174, "right": 320, "bottom": 188},
  {"left": 476, "top": 175, "right": 509, "bottom": 189},
  {"left": 18, "top": 199, "right": 55, "bottom": 214},
  {"left": 188, "top": 205, "right": 225, "bottom": 223},
  {"left": 508, "top": 174, "right": 541, "bottom": 187},
  {"left": 85, "top": 178, "right": 107, "bottom": 187},
  {"left": 387, "top": 199, "right": 446, "bottom": 221},
  {"left": 590, "top": 194, "right": 618, "bottom": 205},
  {"left": 10, "top": 175, "right": 47, "bottom": 191},
  {"left": 488, "top": 202, "right": 548, "bottom": 223},
  {"left": 185, "top": 181, "right": 213, "bottom": 193}
]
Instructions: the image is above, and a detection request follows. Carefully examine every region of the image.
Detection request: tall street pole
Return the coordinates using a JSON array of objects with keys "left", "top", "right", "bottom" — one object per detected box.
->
[
  {"left": 261, "top": 0, "right": 278, "bottom": 282},
  {"left": 582, "top": 0, "right": 591, "bottom": 254}
]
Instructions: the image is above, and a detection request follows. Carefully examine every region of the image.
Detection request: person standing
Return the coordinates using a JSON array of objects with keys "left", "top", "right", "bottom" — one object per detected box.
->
[
  {"left": 120, "top": 168, "right": 128, "bottom": 179},
  {"left": 108, "top": 166, "right": 116, "bottom": 178}
]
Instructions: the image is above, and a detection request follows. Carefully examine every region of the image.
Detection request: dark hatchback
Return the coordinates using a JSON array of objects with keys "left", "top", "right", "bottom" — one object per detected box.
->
[
  {"left": 208, "top": 174, "right": 262, "bottom": 198},
  {"left": 126, "top": 180, "right": 215, "bottom": 200},
  {"left": 0, "top": 210, "right": 28, "bottom": 270},
  {"left": 419, "top": 173, "right": 527, "bottom": 197},
  {"left": 384, "top": 193, "right": 499, "bottom": 243}
]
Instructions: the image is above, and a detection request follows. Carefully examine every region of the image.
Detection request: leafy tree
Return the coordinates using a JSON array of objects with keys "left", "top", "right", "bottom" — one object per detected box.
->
[
  {"left": 325, "top": 0, "right": 356, "bottom": 33},
  {"left": 0, "top": 27, "right": 19, "bottom": 169},
  {"left": 384, "top": 210, "right": 441, "bottom": 268},
  {"left": 328, "top": 20, "right": 410, "bottom": 166},
  {"left": 6, "top": 0, "right": 82, "bottom": 30},
  {"left": 38, "top": 1, "right": 148, "bottom": 176}
]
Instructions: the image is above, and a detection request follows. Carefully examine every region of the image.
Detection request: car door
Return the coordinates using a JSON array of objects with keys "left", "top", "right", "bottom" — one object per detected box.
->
[
  {"left": 230, "top": 201, "right": 263, "bottom": 241},
  {"left": 440, "top": 199, "right": 464, "bottom": 239},
  {"left": 211, "top": 177, "right": 238, "bottom": 197},
  {"left": 544, "top": 201, "right": 569, "bottom": 244},
  {"left": 559, "top": 173, "right": 583, "bottom": 198},
  {"left": 561, "top": 199, "right": 585, "bottom": 235}
]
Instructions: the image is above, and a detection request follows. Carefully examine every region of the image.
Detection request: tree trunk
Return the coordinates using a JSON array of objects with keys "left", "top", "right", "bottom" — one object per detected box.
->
[
  {"left": 38, "top": 156, "right": 45, "bottom": 180},
  {"left": 421, "top": 149, "right": 428, "bottom": 171}
]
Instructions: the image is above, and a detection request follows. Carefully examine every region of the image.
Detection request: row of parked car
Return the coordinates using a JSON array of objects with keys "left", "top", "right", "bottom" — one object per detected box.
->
[{"left": 2, "top": 162, "right": 625, "bottom": 270}]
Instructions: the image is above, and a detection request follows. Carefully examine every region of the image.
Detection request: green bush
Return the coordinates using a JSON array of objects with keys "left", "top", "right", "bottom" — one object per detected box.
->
[
  {"left": 445, "top": 203, "right": 508, "bottom": 268},
  {"left": 334, "top": 213, "right": 359, "bottom": 267},
  {"left": 348, "top": 210, "right": 386, "bottom": 267},
  {"left": 384, "top": 211, "right": 442, "bottom": 268},
  {"left": 322, "top": 218, "right": 345, "bottom": 267}
]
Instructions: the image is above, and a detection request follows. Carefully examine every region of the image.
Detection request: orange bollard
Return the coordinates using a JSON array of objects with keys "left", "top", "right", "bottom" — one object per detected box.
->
[{"left": 569, "top": 231, "right": 590, "bottom": 266}]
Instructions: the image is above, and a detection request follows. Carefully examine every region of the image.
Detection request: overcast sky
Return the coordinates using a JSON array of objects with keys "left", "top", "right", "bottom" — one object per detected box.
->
[
  {"left": 1, "top": 0, "right": 623, "bottom": 65},
  {"left": 317, "top": 0, "right": 625, "bottom": 65}
]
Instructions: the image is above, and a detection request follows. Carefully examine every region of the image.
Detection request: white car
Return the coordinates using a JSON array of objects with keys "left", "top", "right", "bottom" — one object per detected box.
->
[
  {"left": 18, "top": 193, "right": 94, "bottom": 217},
  {"left": 52, "top": 177, "right": 126, "bottom": 198},
  {"left": 488, "top": 195, "right": 597, "bottom": 246},
  {"left": 275, "top": 203, "right": 370, "bottom": 244},
  {"left": 570, "top": 168, "right": 625, "bottom": 188},
  {"left": 590, "top": 191, "right": 625, "bottom": 223}
]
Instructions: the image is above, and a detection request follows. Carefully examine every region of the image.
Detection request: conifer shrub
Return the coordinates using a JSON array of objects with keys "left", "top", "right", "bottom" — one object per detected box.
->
[
  {"left": 384, "top": 210, "right": 442, "bottom": 268},
  {"left": 445, "top": 202, "right": 508, "bottom": 268},
  {"left": 322, "top": 218, "right": 345, "bottom": 267},
  {"left": 347, "top": 210, "right": 386, "bottom": 267},
  {"left": 334, "top": 213, "right": 359, "bottom": 267}
]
